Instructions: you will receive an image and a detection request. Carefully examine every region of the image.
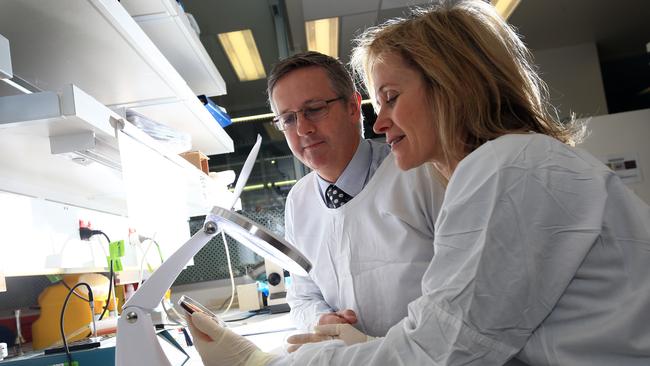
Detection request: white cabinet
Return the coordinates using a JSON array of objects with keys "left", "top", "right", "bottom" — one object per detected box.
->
[{"left": 0, "top": 0, "right": 235, "bottom": 278}]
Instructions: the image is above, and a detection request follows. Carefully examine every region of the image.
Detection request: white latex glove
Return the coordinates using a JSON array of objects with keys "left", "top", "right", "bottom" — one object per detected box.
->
[
  {"left": 188, "top": 312, "right": 275, "bottom": 366},
  {"left": 286, "top": 323, "right": 375, "bottom": 353}
]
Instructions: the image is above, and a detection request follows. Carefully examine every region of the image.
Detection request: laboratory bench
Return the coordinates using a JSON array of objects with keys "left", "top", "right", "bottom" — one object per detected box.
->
[{"left": 0, "top": 310, "right": 296, "bottom": 365}]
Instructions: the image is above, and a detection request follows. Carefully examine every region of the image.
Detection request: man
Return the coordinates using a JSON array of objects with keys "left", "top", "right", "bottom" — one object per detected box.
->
[{"left": 267, "top": 51, "right": 445, "bottom": 337}]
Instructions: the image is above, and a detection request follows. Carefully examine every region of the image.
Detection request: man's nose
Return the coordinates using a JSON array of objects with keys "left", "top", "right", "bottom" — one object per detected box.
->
[{"left": 296, "top": 113, "right": 316, "bottom": 136}]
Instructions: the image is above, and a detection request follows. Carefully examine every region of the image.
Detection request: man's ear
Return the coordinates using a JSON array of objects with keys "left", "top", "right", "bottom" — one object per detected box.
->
[{"left": 348, "top": 91, "right": 362, "bottom": 123}]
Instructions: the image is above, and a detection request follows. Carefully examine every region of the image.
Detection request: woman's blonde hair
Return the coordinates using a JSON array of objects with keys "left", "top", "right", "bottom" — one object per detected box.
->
[{"left": 350, "top": 0, "right": 584, "bottom": 166}]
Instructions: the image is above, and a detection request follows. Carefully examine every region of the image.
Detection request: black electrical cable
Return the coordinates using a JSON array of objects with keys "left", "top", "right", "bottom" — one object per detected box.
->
[
  {"left": 61, "top": 280, "right": 89, "bottom": 302},
  {"left": 98, "top": 260, "right": 113, "bottom": 321},
  {"left": 87, "top": 230, "right": 113, "bottom": 321},
  {"left": 223, "top": 308, "right": 270, "bottom": 322},
  {"left": 60, "top": 282, "right": 94, "bottom": 366},
  {"left": 99, "top": 232, "right": 111, "bottom": 248}
]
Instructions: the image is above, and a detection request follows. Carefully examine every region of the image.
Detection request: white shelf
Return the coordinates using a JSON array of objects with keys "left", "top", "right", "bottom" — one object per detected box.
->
[
  {"left": 0, "top": 1, "right": 236, "bottom": 278},
  {"left": 0, "top": 84, "right": 234, "bottom": 216},
  {"left": 0, "top": 84, "right": 234, "bottom": 278},
  {"left": 0, "top": 85, "right": 127, "bottom": 215},
  {"left": 122, "top": 0, "right": 228, "bottom": 97},
  {"left": 0, "top": 0, "right": 233, "bottom": 155}
]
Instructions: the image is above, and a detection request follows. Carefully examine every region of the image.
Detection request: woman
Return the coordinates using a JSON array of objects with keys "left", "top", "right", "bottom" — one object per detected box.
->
[{"left": 187, "top": 1, "right": 650, "bottom": 365}]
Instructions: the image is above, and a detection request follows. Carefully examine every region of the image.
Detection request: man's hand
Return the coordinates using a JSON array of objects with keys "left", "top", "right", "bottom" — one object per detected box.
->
[
  {"left": 286, "top": 323, "right": 374, "bottom": 353},
  {"left": 317, "top": 309, "right": 357, "bottom": 326},
  {"left": 187, "top": 312, "right": 275, "bottom": 366}
]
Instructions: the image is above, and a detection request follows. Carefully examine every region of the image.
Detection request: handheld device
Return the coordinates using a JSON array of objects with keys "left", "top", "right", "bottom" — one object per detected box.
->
[{"left": 178, "top": 295, "right": 226, "bottom": 327}]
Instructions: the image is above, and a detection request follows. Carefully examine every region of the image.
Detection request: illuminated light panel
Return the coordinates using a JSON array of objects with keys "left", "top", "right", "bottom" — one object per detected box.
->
[
  {"left": 218, "top": 29, "right": 266, "bottom": 81},
  {"left": 306, "top": 17, "right": 339, "bottom": 58},
  {"left": 493, "top": 0, "right": 521, "bottom": 19}
]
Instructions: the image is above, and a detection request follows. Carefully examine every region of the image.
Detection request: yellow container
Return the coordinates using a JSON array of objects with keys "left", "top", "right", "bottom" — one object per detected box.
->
[{"left": 32, "top": 273, "right": 114, "bottom": 350}]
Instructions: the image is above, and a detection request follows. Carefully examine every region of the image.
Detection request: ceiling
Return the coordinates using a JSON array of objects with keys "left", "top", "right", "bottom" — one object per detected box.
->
[
  {"left": 182, "top": 0, "right": 438, "bottom": 118},
  {"left": 180, "top": 0, "right": 650, "bottom": 158},
  {"left": 509, "top": 0, "right": 650, "bottom": 61}
]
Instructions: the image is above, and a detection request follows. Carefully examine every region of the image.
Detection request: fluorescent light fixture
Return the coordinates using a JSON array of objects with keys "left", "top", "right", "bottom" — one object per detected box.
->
[
  {"left": 1, "top": 78, "right": 32, "bottom": 94},
  {"left": 242, "top": 183, "right": 265, "bottom": 192},
  {"left": 50, "top": 131, "right": 122, "bottom": 172},
  {"left": 274, "top": 179, "right": 296, "bottom": 187},
  {"left": 231, "top": 112, "right": 275, "bottom": 123},
  {"left": 218, "top": 29, "right": 266, "bottom": 81},
  {"left": 493, "top": 0, "right": 521, "bottom": 20},
  {"left": 237, "top": 179, "right": 297, "bottom": 192},
  {"left": 305, "top": 17, "right": 339, "bottom": 58}
]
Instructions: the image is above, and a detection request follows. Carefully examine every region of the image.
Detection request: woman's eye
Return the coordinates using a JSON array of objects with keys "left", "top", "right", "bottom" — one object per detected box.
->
[{"left": 386, "top": 92, "right": 399, "bottom": 105}]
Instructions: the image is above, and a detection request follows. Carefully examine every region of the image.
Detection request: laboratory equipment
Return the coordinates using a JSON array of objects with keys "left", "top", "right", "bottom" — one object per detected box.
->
[
  {"left": 31, "top": 274, "right": 112, "bottom": 350},
  {"left": 115, "top": 206, "right": 311, "bottom": 365},
  {"left": 236, "top": 283, "right": 262, "bottom": 311},
  {"left": 265, "top": 261, "right": 290, "bottom": 313}
]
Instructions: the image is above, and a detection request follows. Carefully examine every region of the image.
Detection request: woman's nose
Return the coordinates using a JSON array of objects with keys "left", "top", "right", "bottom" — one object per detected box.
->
[{"left": 373, "top": 108, "right": 391, "bottom": 135}]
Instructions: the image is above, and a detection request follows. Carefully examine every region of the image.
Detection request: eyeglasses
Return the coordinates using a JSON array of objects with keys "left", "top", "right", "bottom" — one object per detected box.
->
[{"left": 271, "top": 97, "right": 343, "bottom": 131}]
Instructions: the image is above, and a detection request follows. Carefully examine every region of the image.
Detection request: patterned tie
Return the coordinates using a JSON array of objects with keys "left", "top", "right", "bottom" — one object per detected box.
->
[{"left": 325, "top": 184, "right": 353, "bottom": 208}]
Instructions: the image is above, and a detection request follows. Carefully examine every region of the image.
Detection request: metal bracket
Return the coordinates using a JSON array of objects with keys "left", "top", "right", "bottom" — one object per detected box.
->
[{"left": 110, "top": 116, "right": 126, "bottom": 139}]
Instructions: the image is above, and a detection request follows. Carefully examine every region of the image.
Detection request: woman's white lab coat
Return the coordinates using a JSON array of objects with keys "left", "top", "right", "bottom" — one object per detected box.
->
[{"left": 273, "top": 133, "right": 650, "bottom": 366}]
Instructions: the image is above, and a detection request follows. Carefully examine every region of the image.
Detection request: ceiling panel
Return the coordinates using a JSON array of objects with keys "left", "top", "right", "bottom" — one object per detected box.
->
[
  {"left": 183, "top": 0, "right": 280, "bottom": 114},
  {"left": 377, "top": 6, "right": 416, "bottom": 24},
  {"left": 340, "top": 11, "right": 379, "bottom": 64},
  {"left": 509, "top": 0, "right": 650, "bottom": 59},
  {"left": 302, "top": 0, "right": 380, "bottom": 20},
  {"left": 381, "top": 0, "right": 433, "bottom": 11},
  {"left": 285, "top": 0, "right": 307, "bottom": 53}
]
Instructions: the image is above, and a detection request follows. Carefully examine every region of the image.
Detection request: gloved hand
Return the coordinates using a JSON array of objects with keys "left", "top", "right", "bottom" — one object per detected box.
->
[
  {"left": 188, "top": 312, "right": 275, "bottom": 366},
  {"left": 286, "top": 323, "right": 375, "bottom": 353},
  {"left": 317, "top": 309, "right": 357, "bottom": 326}
]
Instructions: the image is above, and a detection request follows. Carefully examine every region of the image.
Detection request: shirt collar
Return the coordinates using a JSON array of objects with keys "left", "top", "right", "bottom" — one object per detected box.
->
[{"left": 317, "top": 139, "right": 371, "bottom": 199}]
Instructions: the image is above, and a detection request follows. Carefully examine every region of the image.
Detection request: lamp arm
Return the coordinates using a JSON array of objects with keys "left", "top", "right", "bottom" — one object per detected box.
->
[
  {"left": 122, "top": 219, "right": 219, "bottom": 311},
  {"left": 116, "top": 219, "right": 219, "bottom": 366}
]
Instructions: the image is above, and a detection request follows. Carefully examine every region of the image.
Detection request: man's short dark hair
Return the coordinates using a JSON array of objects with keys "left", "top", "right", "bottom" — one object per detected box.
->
[{"left": 267, "top": 51, "right": 356, "bottom": 112}]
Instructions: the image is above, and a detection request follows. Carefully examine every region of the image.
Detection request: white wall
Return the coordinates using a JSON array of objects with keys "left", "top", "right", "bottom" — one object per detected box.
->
[
  {"left": 534, "top": 42, "right": 609, "bottom": 120},
  {"left": 0, "top": 191, "right": 130, "bottom": 276},
  {"left": 578, "top": 108, "right": 650, "bottom": 203}
]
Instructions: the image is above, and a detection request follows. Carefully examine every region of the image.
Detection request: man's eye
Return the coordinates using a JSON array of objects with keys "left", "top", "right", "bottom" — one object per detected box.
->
[
  {"left": 282, "top": 115, "right": 297, "bottom": 125},
  {"left": 305, "top": 106, "right": 326, "bottom": 116}
]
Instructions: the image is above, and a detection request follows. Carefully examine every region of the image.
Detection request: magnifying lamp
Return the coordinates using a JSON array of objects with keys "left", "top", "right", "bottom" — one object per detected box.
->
[
  {"left": 115, "top": 206, "right": 311, "bottom": 365},
  {"left": 115, "top": 135, "right": 311, "bottom": 365}
]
